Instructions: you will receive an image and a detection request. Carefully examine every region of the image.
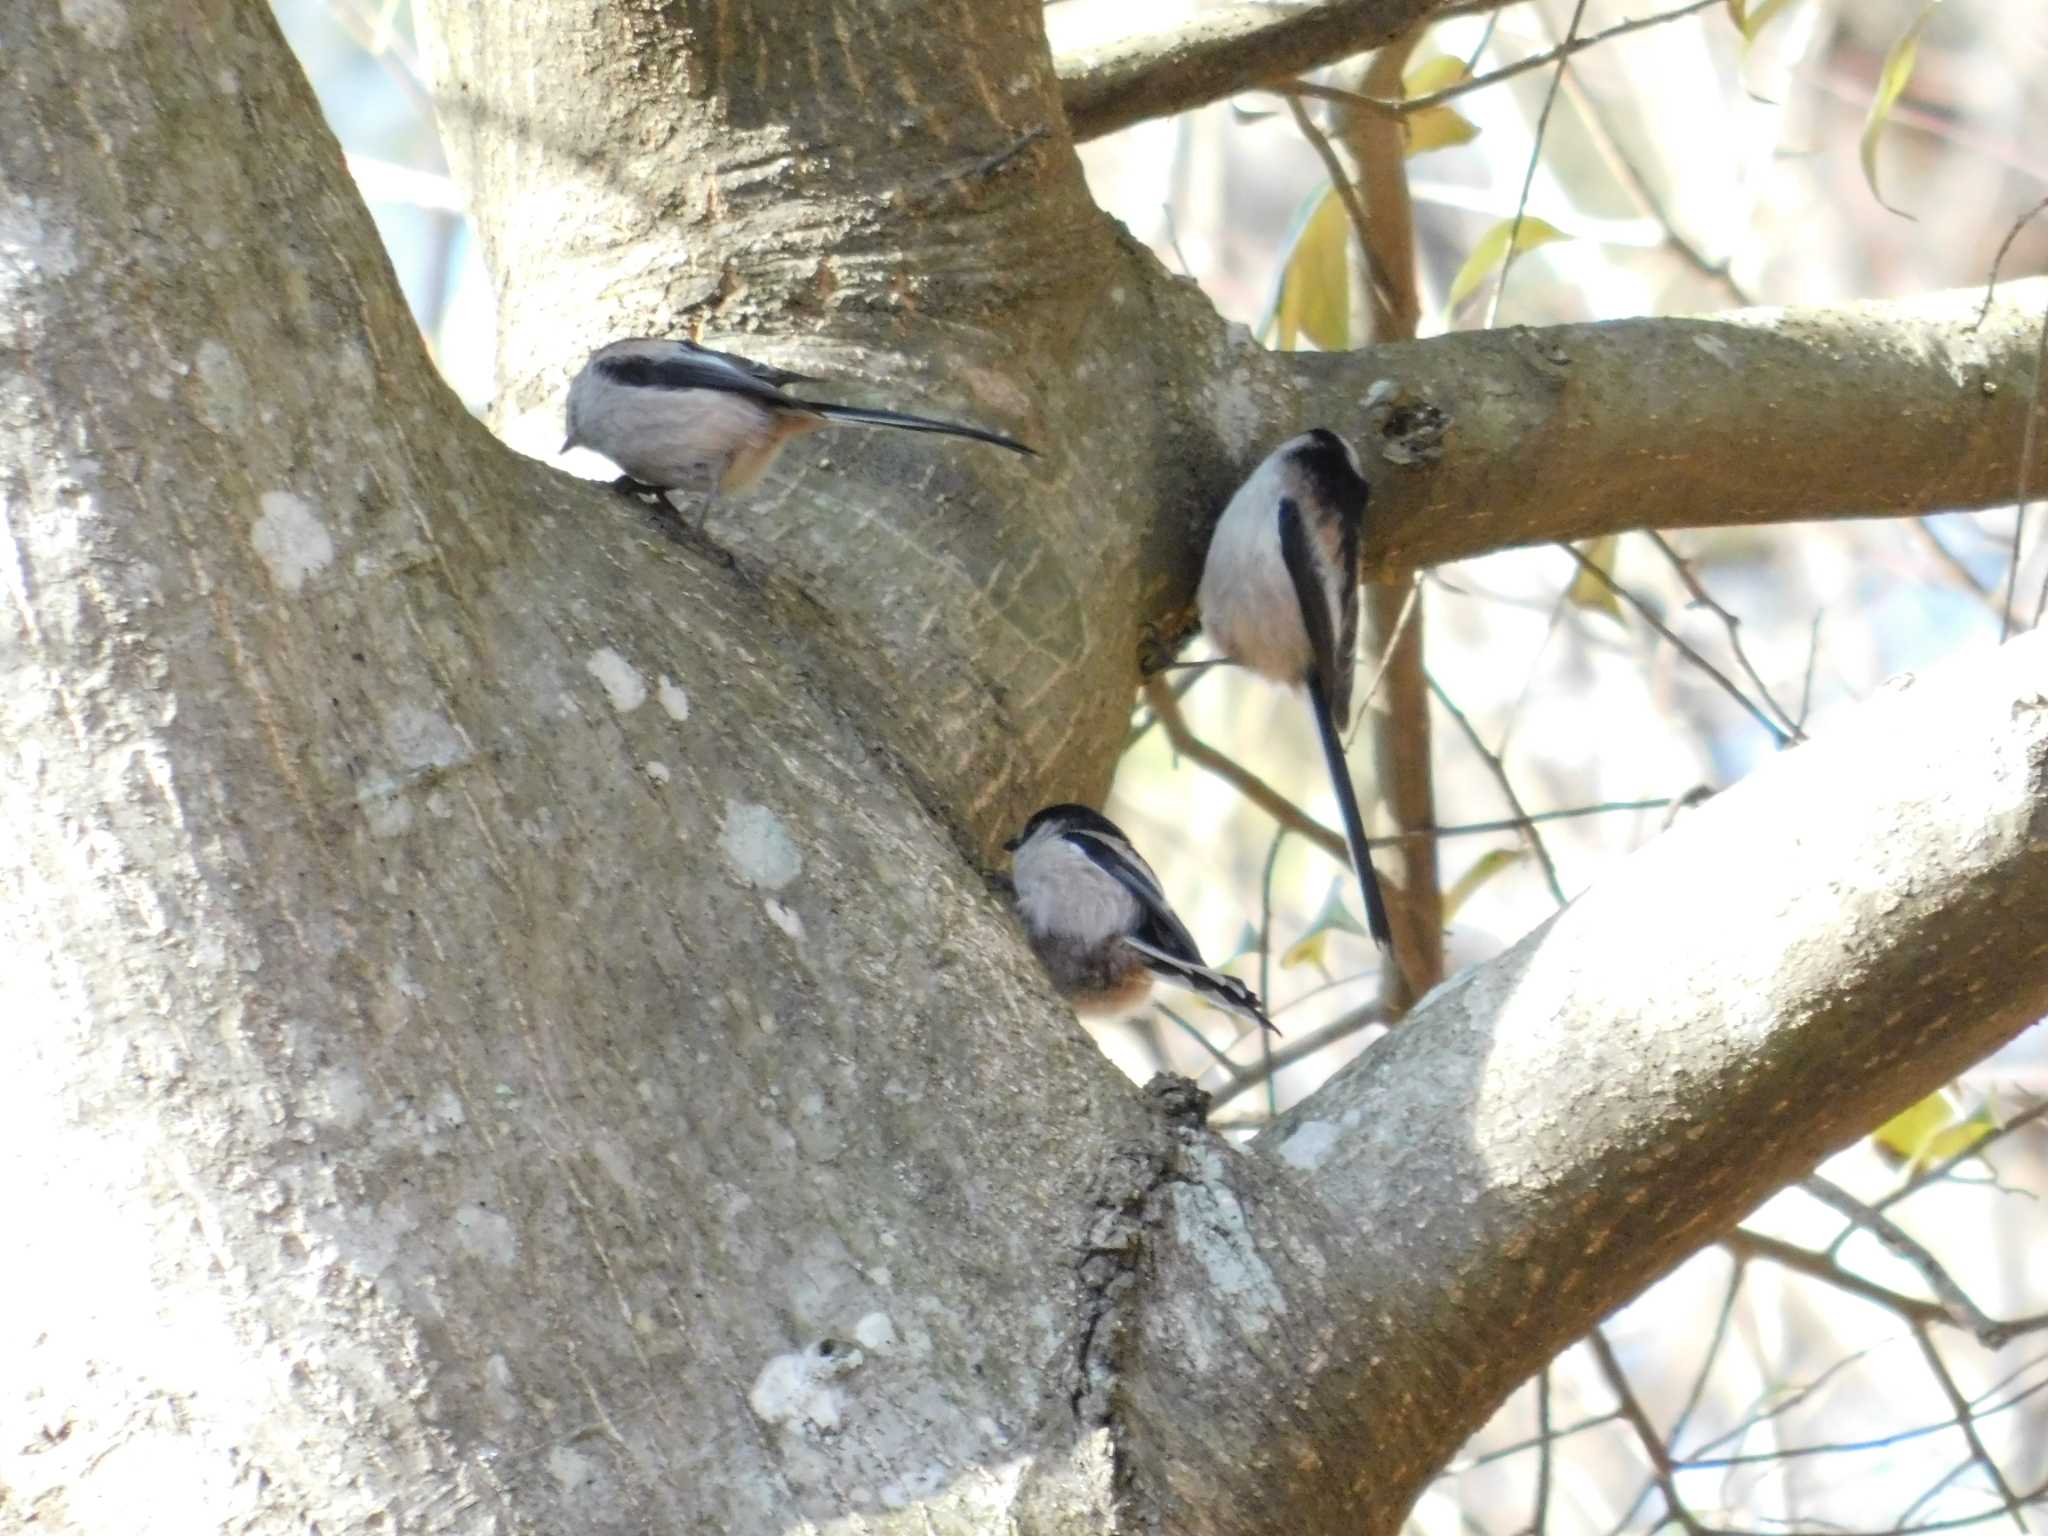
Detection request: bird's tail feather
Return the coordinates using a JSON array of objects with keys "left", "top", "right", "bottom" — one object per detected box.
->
[
  {"left": 1125, "top": 937, "right": 1277, "bottom": 1034},
  {"left": 795, "top": 400, "right": 1036, "bottom": 456},
  {"left": 1308, "top": 674, "right": 1395, "bottom": 952}
]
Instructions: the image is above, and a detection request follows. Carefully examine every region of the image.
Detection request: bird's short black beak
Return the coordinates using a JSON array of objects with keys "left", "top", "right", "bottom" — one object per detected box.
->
[{"left": 1001, "top": 836, "right": 1021, "bottom": 853}]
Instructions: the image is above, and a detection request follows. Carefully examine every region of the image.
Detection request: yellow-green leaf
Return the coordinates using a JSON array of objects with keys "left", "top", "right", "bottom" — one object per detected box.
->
[
  {"left": 1860, "top": 2, "right": 1940, "bottom": 219},
  {"left": 1740, "top": 0, "right": 1798, "bottom": 42},
  {"left": 1402, "top": 54, "right": 1480, "bottom": 158},
  {"left": 1724, "top": 0, "right": 1746, "bottom": 32},
  {"left": 1566, "top": 535, "right": 1627, "bottom": 622},
  {"left": 1446, "top": 216, "right": 1570, "bottom": 316},
  {"left": 1277, "top": 187, "right": 1352, "bottom": 351},
  {"left": 1921, "top": 1106, "right": 1998, "bottom": 1166},
  {"left": 1406, "top": 106, "right": 1480, "bottom": 157},
  {"left": 1871, "top": 1088, "right": 1994, "bottom": 1170},
  {"left": 1403, "top": 54, "right": 1469, "bottom": 96},
  {"left": 1281, "top": 878, "right": 1370, "bottom": 978},
  {"left": 1443, "top": 847, "right": 1523, "bottom": 921},
  {"left": 1873, "top": 1092, "right": 1954, "bottom": 1164}
]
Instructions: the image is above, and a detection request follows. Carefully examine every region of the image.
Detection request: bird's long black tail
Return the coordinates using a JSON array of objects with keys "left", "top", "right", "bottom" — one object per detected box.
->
[
  {"left": 796, "top": 400, "right": 1036, "bottom": 456},
  {"left": 1125, "top": 937, "right": 1277, "bottom": 1034},
  {"left": 1306, "top": 673, "right": 1394, "bottom": 952}
]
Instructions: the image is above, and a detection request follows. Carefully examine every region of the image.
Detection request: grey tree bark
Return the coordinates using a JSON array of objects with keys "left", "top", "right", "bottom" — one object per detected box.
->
[{"left": 4, "top": 2, "right": 2047, "bottom": 1535}]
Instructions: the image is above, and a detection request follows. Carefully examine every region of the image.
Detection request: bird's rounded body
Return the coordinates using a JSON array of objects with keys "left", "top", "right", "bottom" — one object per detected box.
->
[
  {"left": 1005, "top": 803, "right": 1274, "bottom": 1031},
  {"left": 1197, "top": 449, "right": 1318, "bottom": 687},
  {"left": 561, "top": 335, "right": 1033, "bottom": 497}
]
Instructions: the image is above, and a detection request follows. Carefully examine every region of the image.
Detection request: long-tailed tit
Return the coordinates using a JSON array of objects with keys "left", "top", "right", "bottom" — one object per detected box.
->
[
  {"left": 562, "top": 337, "right": 1035, "bottom": 498},
  {"left": 1004, "top": 803, "right": 1275, "bottom": 1033},
  {"left": 1196, "top": 428, "right": 1394, "bottom": 953}
]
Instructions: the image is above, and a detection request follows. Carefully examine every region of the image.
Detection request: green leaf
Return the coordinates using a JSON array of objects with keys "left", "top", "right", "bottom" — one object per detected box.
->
[
  {"left": 1280, "top": 877, "right": 1370, "bottom": 978},
  {"left": 1566, "top": 535, "right": 1627, "bottom": 622},
  {"left": 1860, "top": 2, "right": 1940, "bottom": 219},
  {"left": 1443, "top": 848, "right": 1523, "bottom": 922},
  {"left": 1402, "top": 55, "right": 1481, "bottom": 158},
  {"left": 1445, "top": 216, "right": 1570, "bottom": 316},
  {"left": 1277, "top": 187, "right": 1352, "bottom": 351}
]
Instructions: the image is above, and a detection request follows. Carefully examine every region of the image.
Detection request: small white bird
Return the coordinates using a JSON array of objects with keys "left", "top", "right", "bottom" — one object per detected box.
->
[
  {"left": 1196, "top": 428, "right": 1393, "bottom": 953},
  {"left": 1005, "top": 803, "right": 1275, "bottom": 1033},
  {"left": 562, "top": 337, "right": 1035, "bottom": 498}
]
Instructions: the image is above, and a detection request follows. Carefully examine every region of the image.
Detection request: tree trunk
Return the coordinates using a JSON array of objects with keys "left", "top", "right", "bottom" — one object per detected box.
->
[{"left": 6, "top": 2, "right": 2047, "bottom": 1533}]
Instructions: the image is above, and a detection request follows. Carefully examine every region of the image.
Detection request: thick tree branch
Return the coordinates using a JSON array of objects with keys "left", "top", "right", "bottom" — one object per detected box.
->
[
  {"left": 1105, "top": 632, "right": 2048, "bottom": 1533},
  {"left": 1279, "top": 280, "right": 2048, "bottom": 572},
  {"left": 1058, "top": 0, "right": 1469, "bottom": 142}
]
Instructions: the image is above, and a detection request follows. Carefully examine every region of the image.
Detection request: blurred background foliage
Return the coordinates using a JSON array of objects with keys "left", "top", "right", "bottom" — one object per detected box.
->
[{"left": 279, "top": 1, "right": 2048, "bottom": 1529}]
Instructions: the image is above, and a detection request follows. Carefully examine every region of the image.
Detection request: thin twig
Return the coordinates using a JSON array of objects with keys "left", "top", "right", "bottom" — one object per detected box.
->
[
  {"left": 1277, "top": 0, "right": 1722, "bottom": 122},
  {"left": 1561, "top": 543, "right": 1794, "bottom": 746},
  {"left": 1796, "top": 609, "right": 1824, "bottom": 733},
  {"left": 1126, "top": 659, "right": 1215, "bottom": 750},
  {"left": 1354, "top": 577, "right": 1421, "bottom": 724},
  {"left": 1722, "top": 1228, "right": 1949, "bottom": 1331},
  {"left": 1910, "top": 1324, "right": 2032, "bottom": 1535},
  {"left": 1528, "top": 1367, "right": 1553, "bottom": 1536},
  {"left": 1681, "top": 1359, "right": 2048, "bottom": 1469},
  {"left": 1972, "top": 195, "right": 2048, "bottom": 330},
  {"left": 1425, "top": 669, "right": 1568, "bottom": 906},
  {"left": 1486, "top": 0, "right": 1591, "bottom": 329},
  {"left": 1256, "top": 825, "right": 1287, "bottom": 1119},
  {"left": 1382, "top": 798, "right": 1677, "bottom": 843},
  {"left": 1141, "top": 675, "right": 1349, "bottom": 866},
  {"left": 1642, "top": 530, "right": 1806, "bottom": 740},
  {"left": 1588, "top": 1328, "right": 1710, "bottom": 1536},
  {"left": 1444, "top": 1410, "right": 1621, "bottom": 1476},
  {"left": 1282, "top": 93, "right": 1401, "bottom": 325},
  {"left": 1207, "top": 1000, "right": 1390, "bottom": 1115},
  {"left": 1552, "top": 61, "right": 1753, "bottom": 307},
  {"left": 1668, "top": 1252, "right": 1748, "bottom": 1451},
  {"left": 1914, "top": 519, "right": 1998, "bottom": 603},
  {"left": 1804, "top": 1176, "right": 2048, "bottom": 1349}
]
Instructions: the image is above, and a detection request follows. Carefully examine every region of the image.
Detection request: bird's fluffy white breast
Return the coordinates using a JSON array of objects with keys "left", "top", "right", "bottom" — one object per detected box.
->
[
  {"left": 1196, "top": 453, "right": 1312, "bottom": 683},
  {"left": 1012, "top": 832, "right": 1139, "bottom": 943}
]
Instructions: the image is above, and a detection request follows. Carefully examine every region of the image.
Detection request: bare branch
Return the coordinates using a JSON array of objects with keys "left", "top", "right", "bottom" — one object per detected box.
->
[
  {"left": 1278, "top": 0, "right": 1722, "bottom": 122},
  {"left": 1058, "top": 0, "right": 1470, "bottom": 143},
  {"left": 1588, "top": 1328, "right": 1709, "bottom": 1536},
  {"left": 1486, "top": 0, "right": 1588, "bottom": 328},
  {"left": 1561, "top": 543, "right": 1793, "bottom": 746},
  {"left": 1141, "top": 674, "right": 1350, "bottom": 867},
  {"left": 1284, "top": 279, "right": 2048, "bottom": 572},
  {"left": 1721, "top": 1227, "right": 1950, "bottom": 1331},
  {"left": 1642, "top": 531, "right": 1807, "bottom": 741},
  {"left": 1425, "top": 669, "right": 1567, "bottom": 905},
  {"left": 1804, "top": 1177, "right": 2048, "bottom": 1350},
  {"left": 1910, "top": 1324, "right": 2032, "bottom": 1535}
]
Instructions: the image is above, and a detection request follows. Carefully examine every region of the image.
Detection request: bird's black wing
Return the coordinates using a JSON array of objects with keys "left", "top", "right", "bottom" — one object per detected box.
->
[
  {"left": 1277, "top": 497, "right": 1345, "bottom": 707},
  {"left": 1060, "top": 830, "right": 1203, "bottom": 966},
  {"left": 1280, "top": 496, "right": 1392, "bottom": 951},
  {"left": 1063, "top": 830, "right": 1276, "bottom": 1034},
  {"left": 592, "top": 345, "right": 802, "bottom": 404}
]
